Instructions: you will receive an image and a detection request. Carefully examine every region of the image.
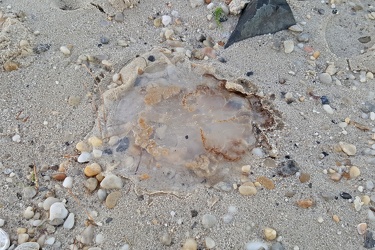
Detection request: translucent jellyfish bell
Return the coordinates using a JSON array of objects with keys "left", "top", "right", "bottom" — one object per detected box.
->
[{"left": 90, "top": 48, "right": 280, "bottom": 194}]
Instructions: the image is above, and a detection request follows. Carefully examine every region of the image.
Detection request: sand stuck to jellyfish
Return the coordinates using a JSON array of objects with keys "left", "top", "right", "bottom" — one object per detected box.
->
[{"left": 80, "top": 48, "right": 281, "bottom": 194}]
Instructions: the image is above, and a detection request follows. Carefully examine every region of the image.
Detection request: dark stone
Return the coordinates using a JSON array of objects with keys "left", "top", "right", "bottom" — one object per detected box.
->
[
  {"left": 317, "top": 8, "right": 325, "bottom": 15},
  {"left": 33, "top": 43, "right": 51, "bottom": 54},
  {"left": 320, "top": 96, "right": 330, "bottom": 105},
  {"left": 277, "top": 160, "right": 299, "bottom": 176},
  {"left": 116, "top": 137, "right": 129, "bottom": 152},
  {"left": 218, "top": 57, "right": 227, "bottom": 63},
  {"left": 364, "top": 231, "right": 375, "bottom": 249},
  {"left": 225, "top": 0, "right": 296, "bottom": 48},
  {"left": 340, "top": 192, "right": 352, "bottom": 200},
  {"left": 332, "top": 9, "right": 338, "bottom": 14},
  {"left": 271, "top": 242, "right": 285, "bottom": 250},
  {"left": 100, "top": 36, "right": 109, "bottom": 44},
  {"left": 246, "top": 71, "right": 254, "bottom": 76},
  {"left": 358, "top": 36, "right": 371, "bottom": 44},
  {"left": 147, "top": 55, "right": 155, "bottom": 62},
  {"left": 103, "top": 148, "right": 113, "bottom": 155},
  {"left": 191, "top": 210, "right": 198, "bottom": 217}
]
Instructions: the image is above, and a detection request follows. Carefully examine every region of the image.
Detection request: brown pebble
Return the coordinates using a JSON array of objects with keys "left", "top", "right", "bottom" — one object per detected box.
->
[
  {"left": 84, "top": 163, "right": 102, "bottom": 177},
  {"left": 105, "top": 191, "right": 121, "bottom": 209},
  {"left": 297, "top": 199, "right": 314, "bottom": 208},
  {"left": 312, "top": 51, "right": 320, "bottom": 59},
  {"left": 332, "top": 214, "right": 340, "bottom": 223},
  {"left": 330, "top": 173, "right": 342, "bottom": 182},
  {"left": 204, "top": 0, "right": 211, "bottom": 3},
  {"left": 299, "top": 173, "right": 310, "bottom": 183},
  {"left": 52, "top": 173, "right": 66, "bottom": 181},
  {"left": 357, "top": 223, "right": 367, "bottom": 235},
  {"left": 256, "top": 176, "right": 275, "bottom": 190},
  {"left": 4, "top": 61, "right": 19, "bottom": 71},
  {"left": 96, "top": 172, "right": 105, "bottom": 182}
]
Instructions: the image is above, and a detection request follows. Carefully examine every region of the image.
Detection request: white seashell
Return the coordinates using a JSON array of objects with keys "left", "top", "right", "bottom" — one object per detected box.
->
[
  {"left": 14, "top": 242, "right": 40, "bottom": 250},
  {"left": 0, "top": 228, "right": 10, "bottom": 250}
]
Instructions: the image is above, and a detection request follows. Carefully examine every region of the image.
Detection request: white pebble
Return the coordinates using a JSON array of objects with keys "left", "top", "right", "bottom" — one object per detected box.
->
[
  {"left": 43, "top": 197, "right": 60, "bottom": 210},
  {"left": 95, "top": 233, "right": 104, "bottom": 244},
  {"left": 0, "top": 219, "right": 4, "bottom": 227},
  {"left": 252, "top": 147, "right": 265, "bottom": 157},
  {"left": 78, "top": 152, "right": 91, "bottom": 163},
  {"left": 100, "top": 174, "right": 123, "bottom": 189},
  {"left": 92, "top": 149, "right": 103, "bottom": 158},
  {"left": 112, "top": 73, "right": 120, "bottom": 82},
  {"left": 283, "top": 40, "right": 294, "bottom": 53},
  {"left": 360, "top": 71, "right": 367, "bottom": 83},
  {"left": 63, "top": 213, "right": 75, "bottom": 230},
  {"left": 358, "top": 186, "right": 364, "bottom": 192},
  {"left": 119, "top": 244, "right": 130, "bottom": 250},
  {"left": 205, "top": 237, "right": 216, "bottom": 249},
  {"left": 23, "top": 207, "right": 34, "bottom": 219},
  {"left": 0, "top": 228, "right": 10, "bottom": 250},
  {"left": 228, "top": 205, "right": 238, "bottom": 214},
  {"left": 49, "top": 202, "right": 68, "bottom": 221},
  {"left": 162, "top": 15, "right": 172, "bottom": 26},
  {"left": 317, "top": 216, "right": 324, "bottom": 223},
  {"left": 60, "top": 46, "right": 71, "bottom": 55},
  {"left": 368, "top": 210, "right": 375, "bottom": 221},
  {"left": 12, "top": 134, "right": 21, "bottom": 143},
  {"left": 323, "top": 104, "right": 334, "bottom": 114},
  {"left": 370, "top": 112, "right": 375, "bottom": 121},
  {"left": 62, "top": 176, "right": 73, "bottom": 189},
  {"left": 367, "top": 72, "right": 374, "bottom": 79},
  {"left": 245, "top": 242, "right": 269, "bottom": 250},
  {"left": 45, "top": 237, "right": 55, "bottom": 245},
  {"left": 366, "top": 180, "right": 374, "bottom": 190}
]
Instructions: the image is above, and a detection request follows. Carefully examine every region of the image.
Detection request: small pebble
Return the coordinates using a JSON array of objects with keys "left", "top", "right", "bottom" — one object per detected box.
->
[
  {"left": 271, "top": 242, "right": 285, "bottom": 250},
  {"left": 277, "top": 160, "right": 299, "bottom": 176},
  {"left": 332, "top": 214, "right": 340, "bottom": 223},
  {"left": 160, "top": 233, "right": 172, "bottom": 246},
  {"left": 319, "top": 73, "right": 332, "bottom": 84},
  {"left": 100, "top": 37, "right": 109, "bottom": 44},
  {"left": 297, "top": 199, "right": 314, "bottom": 208},
  {"left": 49, "top": 202, "right": 68, "bottom": 220},
  {"left": 63, "top": 213, "right": 75, "bottom": 230},
  {"left": 3, "top": 61, "right": 19, "bottom": 71},
  {"left": 289, "top": 24, "right": 303, "bottom": 32},
  {"left": 162, "top": 15, "right": 172, "bottom": 26},
  {"left": 283, "top": 40, "right": 294, "bottom": 53},
  {"left": 245, "top": 242, "right": 269, "bottom": 250},
  {"left": 84, "top": 178, "right": 98, "bottom": 192},
  {"left": 202, "top": 214, "right": 217, "bottom": 228},
  {"left": 297, "top": 33, "right": 309, "bottom": 42},
  {"left": 18, "top": 233, "right": 29, "bottom": 244},
  {"left": 340, "top": 192, "right": 352, "bottom": 199},
  {"left": 0, "top": 228, "right": 10, "bottom": 250},
  {"left": 368, "top": 210, "right": 375, "bottom": 221},
  {"left": 100, "top": 174, "right": 123, "bottom": 189},
  {"left": 23, "top": 186, "right": 37, "bottom": 199},
  {"left": 299, "top": 173, "right": 310, "bottom": 183},
  {"left": 362, "top": 195, "right": 370, "bottom": 205},
  {"left": 264, "top": 227, "right": 277, "bottom": 240},
  {"left": 357, "top": 223, "right": 367, "bottom": 235},
  {"left": 205, "top": 237, "right": 216, "bottom": 249},
  {"left": 76, "top": 141, "right": 90, "bottom": 152},
  {"left": 84, "top": 163, "right": 102, "bottom": 177},
  {"left": 98, "top": 189, "right": 107, "bottom": 201},
  {"left": 14, "top": 242, "right": 40, "bottom": 250},
  {"left": 88, "top": 136, "right": 103, "bottom": 147},
  {"left": 60, "top": 46, "right": 71, "bottom": 55},
  {"left": 239, "top": 185, "right": 257, "bottom": 196},
  {"left": 182, "top": 238, "right": 198, "bottom": 250},
  {"left": 349, "top": 166, "right": 360, "bottom": 178},
  {"left": 105, "top": 191, "right": 122, "bottom": 209},
  {"left": 23, "top": 206, "right": 34, "bottom": 219},
  {"left": 317, "top": 216, "right": 324, "bottom": 223},
  {"left": 12, "top": 134, "right": 21, "bottom": 143},
  {"left": 43, "top": 197, "right": 60, "bottom": 210},
  {"left": 366, "top": 180, "right": 374, "bottom": 190},
  {"left": 114, "top": 12, "right": 124, "bottom": 22},
  {"left": 81, "top": 225, "right": 94, "bottom": 245},
  {"left": 95, "top": 233, "right": 104, "bottom": 244},
  {"left": 62, "top": 176, "right": 73, "bottom": 189},
  {"left": 338, "top": 142, "right": 356, "bottom": 156},
  {"left": 257, "top": 176, "right": 275, "bottom": 190},
  {"left": 78, "top": 152, "right": 91, "bottom": 163}
]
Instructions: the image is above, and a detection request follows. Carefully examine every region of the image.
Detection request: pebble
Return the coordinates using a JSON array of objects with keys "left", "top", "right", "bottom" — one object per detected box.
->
[
  {"left": 100, "top": 174, "right": 123, "bottom": 189},
  {"left": 81, "top": 225, "right": 94, "bottom": 245},
  {"left": 283, "top": 40, "right": 294, "bottom": 53},
  {"left": 340, "top": 192, "right": 352, "bottom": 199},
  {"left": 0, "top": 228, "right": 10, "bottom": 250},
  {"left": 245, "top": 242, "right": 269, "bottom": 250},
  {"left": 114, "top": 12, "right": 124, "bottom": 22},
  {"left": 223, "top": 213, "right": 233, "bottom": 223},
  {"left": 349, "top": 166, "right": 360, "bottom": 178},
  {"left": 338, "top": 142, "right": 356, "bottom": 156},
  {"left": 297, "top": 33, "right": 309, "bottom": 42},
  {"left": 160, "top": 233, "right": 172, "bottom": 246},
  {"left": 95, "top": 233, "right": 104, "bottom": 244},
  {"left": 49, "top": 202, "right": 68, "bottom": 221},
  {"left": 299, "top": 173, "right": 310, "bottom": 183},
  {"left": 14, "top": 242, "right": 40, "bottom": 250},
  {"left": 45, "top": 237, "right": 55, "bottom": 245},
  {"left": 319, "top": 73, "right": 332, "bottom": 84},
  {"left": 364, "top": 231, "right": 375, "bottom": 249},
  {"left": 98, "top": 189, "right": 107, "bottom": 201},
  {"left": 78, "top": 152, "right": 91, "bottom": 163},
  {"left": 325, "top": 64, "right": 337, "bottom": 75},
  {"left": 43, "top": 197, "right": 60, "bottom": 210},
  {"left": 68, "top": 95, "right": 80, "bottom": 106},
  {"left": 297, "top": 199, "right": 314, "bottom": 208},
  {"left": 252, "top": 147, "right": 265, "bottom": 157},
  {"left": 271, "top": 242, "right": 285, "bottom": 250},
  {"left": 84, "top": 163, "right": 102, "bottom": 177},
  {"left": 0, "top": 219, "right": 4, "bottom": 227},
  {"left": 368, "top": 210, "right": 375, "bottom": 221},
  {"left": 182, "top": 238, "right": 198, "bottom": 250},
  {"left": 332, "top": 214, "right": 340, "bottom": 223},
  {"left": 164, "top": 29, "right": 174, "bottom": 40},
  {"left": 239, "top": 185, "right": 257, "bottom": 196},
  {"left": 162, "top": 15, "right": 172, "bottom": 26},
  {"left": 119, "top": 244, "right": 130, "bottom": 250},
  {"left": 264, "top": 227, "right": 277, "bottom": 240},
  {"left": 88, "top": 136, "right": 103, "bottom": 147},
  {"left": 100, "top": 37, "right": 109, "bottom": 44},
  {"left": 23, "top": 206, "right": 34, "bottom": 219},
  {"left": 3, "top": 61, "right": 19, "bottom": 71},
  {"left": 277, "top": 160, "right": 299, "bottom": 176},
  {"left": 205, "top": 237, "right": 216, "bottom": 249},
  {"left": 360, "top": 71, "right": 367, "bottom": 83},
  {"left": 362, "top": 195, "right": 370, "bottom": 205},
  {"left": 202, "top": 214, "right": 217, "bottom": 228},
  {"left": 62, "top": 212, "right": 75, "bottom": 230},
  {"left": 330, "top": 172, "right": 342, "bottom": 181},
  {"left": 241, "top": 165, "right": 251, "bottom": 175},
  {"left": 23, "top": 187, "right": 37, "bottom": 199},
  {"left": 354, "top": 196, "right": 363, "bottom": 211},
  {"left": 257, "top": 176, "right": 275, "bottom": 190},
  {"left": 76, "top": 141, "right": 90, "bottom": 152},
  {"left": 60, "top": 46, "right": 71, "bottom": 55},
  {"left": 288, "top": 24, "right": 303, "bottom": 32},
  {"left": 84, "top": 178, "right": 98, "bottom": 192},
  {"left": 153, "top": 18, "right": 162, "bottom": 27},
  {"left": 18, "top": 233, "right": 29, "bottom": 244},
  {"left": 12, "top": 134, "right": 21, "bottom": 142},
  {"left": 106, "top": 191, "right": 122, "bottom": 208},
  {"left": 62, "top": 176, "right": 73, "bottom": 189},
  {"left": 366, "top": 181, "right": 374, "bottom": 190},
  {"left": 357, "top": 223, "right": 367, "bottom": 235},
  {"left": 317, "top": 216, "right": 324, "bottom": 223}
]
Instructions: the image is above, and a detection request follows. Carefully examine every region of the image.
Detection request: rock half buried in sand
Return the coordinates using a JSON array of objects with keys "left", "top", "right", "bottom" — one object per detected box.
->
[
  {"left": 90, "top": 48, "right": 281, "bottom": 193},
  {"left": 225, "top": 0, "right": 296, "bottom": 48}
]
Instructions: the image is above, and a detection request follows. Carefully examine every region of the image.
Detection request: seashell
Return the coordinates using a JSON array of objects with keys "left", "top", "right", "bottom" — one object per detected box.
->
[
  {"left": 0, "top": 228, "right": 10, "bottom": 250},
  {"left": 14, "top": 242, "right": 40, "bottom": 250}
]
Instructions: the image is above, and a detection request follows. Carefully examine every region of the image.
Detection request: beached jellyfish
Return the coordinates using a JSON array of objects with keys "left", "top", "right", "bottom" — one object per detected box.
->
[{"left": 85, "top": 48, "right": 281, "bottom": 193}]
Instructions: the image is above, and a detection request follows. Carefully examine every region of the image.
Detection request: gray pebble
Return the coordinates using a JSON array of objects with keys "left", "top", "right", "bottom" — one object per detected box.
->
[
  {"left": 319, "top": 73, "right": 332, "bottom": 84},
  {"left": 23, "top": 187, "right": 37, "bottom": 199},
  {"left": 297, "top": 33, "right": 309, "bottom": 42},
  {"left": 43, "top": 197, "right": 60, "bottom": 210},
  {"left": 277, "top": 160, "right": 299, "bottom": 176},
  {"left": 49, "top": 218, "right": 64, "bottom": 226},
  {"left": 100, "top": 174, "right": 123, "bottom": 189},
  {"left": 81, "top": 225, "right": 94, "bottom": 245},
  {"left": 114, "top": 12, "right": 124, "bottom": 22},
  {"left": 160, "top": 233, "right": 172, "bottom": 246},
  {"left": 97, "top": 189, "right": 107, "bottom": 201},
  {"left": 84, "top": 178, "right": 98, "bottom": 192},
  {"left": 366, "top": 180, "right": 374, "bottom": 190},
  {"left": 202, "top": 214, "right": 217, "bottom": 229},
  {"left": 14, "top": 242, "right": 40, "bottom": 250},
  {"left": 100, "top": 37, "right": 109, "bottom": 44},
  {"left": 272, "top": 242, "right": 285, "bottom": 250}
]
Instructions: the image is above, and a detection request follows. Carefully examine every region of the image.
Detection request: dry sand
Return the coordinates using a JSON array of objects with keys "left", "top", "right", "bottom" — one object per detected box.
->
[{"left": 1, "top": 0, "right": 375, "bottom": 249}]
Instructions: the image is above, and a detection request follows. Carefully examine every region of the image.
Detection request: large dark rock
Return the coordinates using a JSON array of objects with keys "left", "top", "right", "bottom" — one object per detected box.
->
[{"left": 225, "top": 0, "right": 296, "bottom": 48}]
